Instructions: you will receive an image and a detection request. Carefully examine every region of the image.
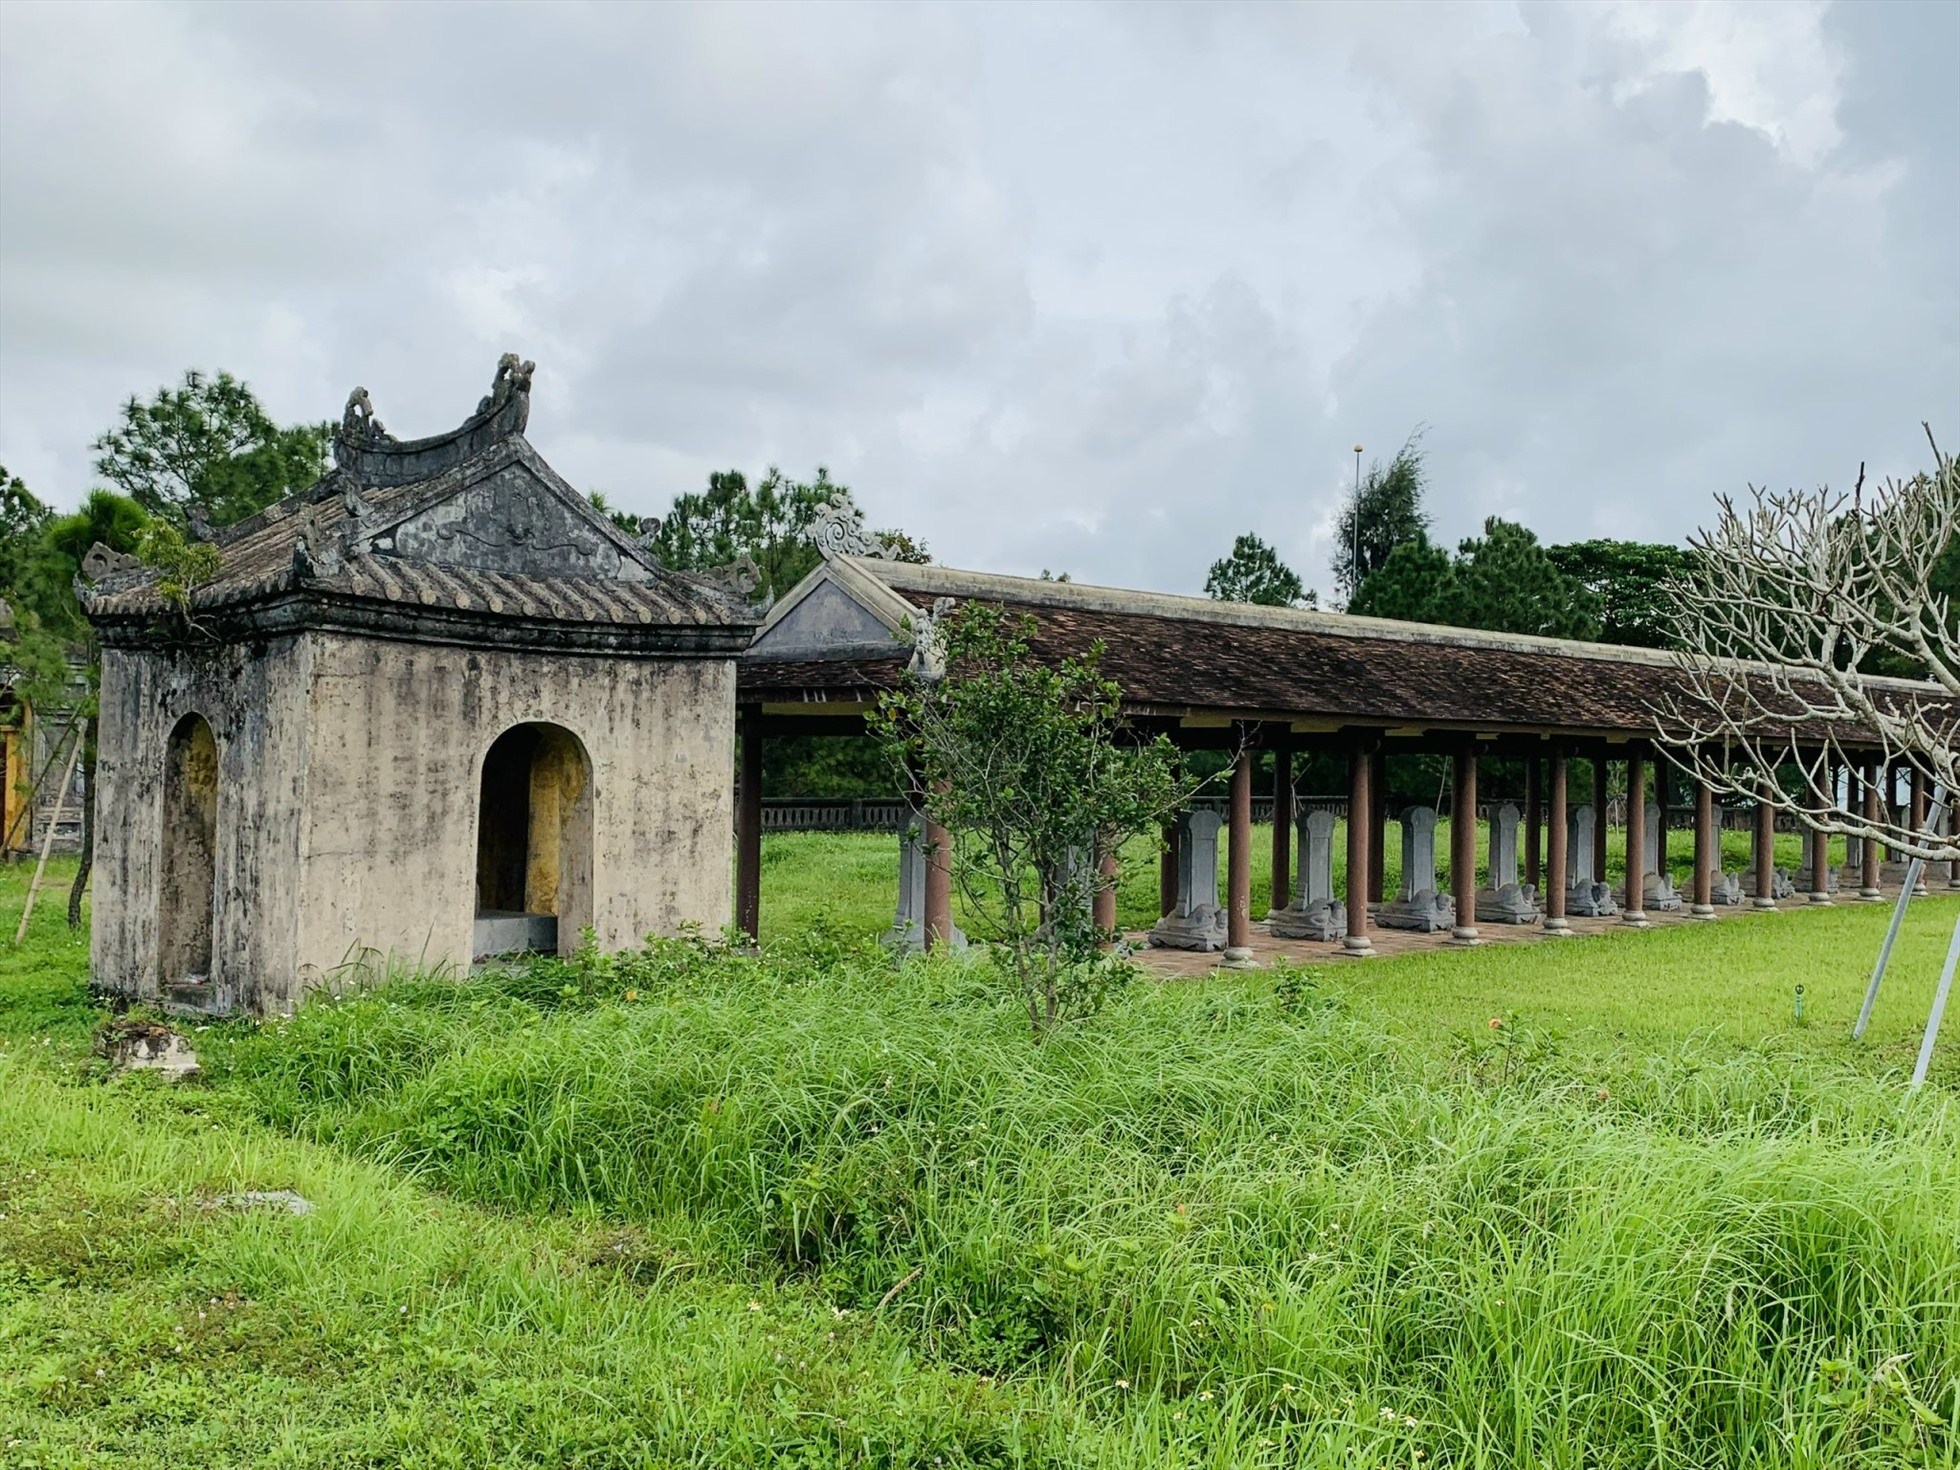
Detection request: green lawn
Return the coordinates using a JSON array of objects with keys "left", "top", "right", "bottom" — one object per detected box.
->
[
  {"left": 3, "top": 848, "right": 1956, "bottom": 1468},
  {"left": 766, "top": 823, "right": 1858, "bottom": 940}
]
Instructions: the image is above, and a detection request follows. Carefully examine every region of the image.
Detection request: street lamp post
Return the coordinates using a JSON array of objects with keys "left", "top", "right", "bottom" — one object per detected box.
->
[{"left": 1350, "top": 444, "right": 1364, "bottom": 606}]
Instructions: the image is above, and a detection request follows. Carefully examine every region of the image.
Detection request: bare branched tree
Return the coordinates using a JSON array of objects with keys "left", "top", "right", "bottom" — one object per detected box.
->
[{"left": 1658, "top": 426, "right": 1959, "bottom": 861}]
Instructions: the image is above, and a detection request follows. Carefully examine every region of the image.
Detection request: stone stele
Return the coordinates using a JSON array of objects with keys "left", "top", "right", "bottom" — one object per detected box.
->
[
  {"left": 1475, "top": 801, "right": 1540, "bottom": 924},
  {"left": 1378, "top": 805, "right": 1455, "bottom": 932},
  {"left": 1268, "top": 807, "right": 1347, "bottom": 941},
  {"left": 1563, "top": 804, "right": 1618, "bottom": 917},
  {"left": 1148, "top": 809, "right": 1229, "bottom": 951}
]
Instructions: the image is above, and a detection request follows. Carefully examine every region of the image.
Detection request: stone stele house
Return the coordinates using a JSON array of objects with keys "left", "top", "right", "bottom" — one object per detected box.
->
[{"left": 79, "top": 357, "right": 758, "bottom": 1016}]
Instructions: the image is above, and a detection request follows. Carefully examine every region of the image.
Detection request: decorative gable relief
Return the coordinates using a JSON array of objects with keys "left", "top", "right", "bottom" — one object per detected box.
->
[
  {"left": 749, "top": 578, "right": 900, "bottom": 659},
  {"left": 370, "top": 462, "right": 653, "bottom": 583}
]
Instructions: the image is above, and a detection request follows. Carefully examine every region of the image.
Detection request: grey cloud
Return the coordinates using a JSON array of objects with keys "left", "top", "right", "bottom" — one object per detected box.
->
[{"left": 1, "top": 0, "right": 1952, "bottom": 608}]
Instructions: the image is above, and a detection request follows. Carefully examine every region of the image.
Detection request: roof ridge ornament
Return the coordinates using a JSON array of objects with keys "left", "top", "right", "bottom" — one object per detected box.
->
[
  {"left": 905, "top": 596, "right": 957, "bottom": 682},
  {"left": 332, "top": 353, "right": 537, "bottom": 488},
  {"left": 810, "top": 491, "right": 890, "bottom": 561}
]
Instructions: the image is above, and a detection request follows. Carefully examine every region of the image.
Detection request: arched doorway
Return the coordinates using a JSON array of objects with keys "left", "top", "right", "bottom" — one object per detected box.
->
[
  {"left": 474, "top": 722, "right": 593, "bottom": 959},
  {"left": 159, "top": 712, "right": 219, "bottom": 990}
]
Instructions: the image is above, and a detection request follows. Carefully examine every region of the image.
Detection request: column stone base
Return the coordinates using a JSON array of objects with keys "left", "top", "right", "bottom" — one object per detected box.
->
[
  {"left": 1338, "top": 935, "right": 1374, "bottom": 957},
  {"left": 1220, "top": 945, "right": 1256, "bottom": 968},
  {"left": 1620, "top": 909, "right": 1651, "bottom": 928},
  {"left": 1859, "top": 888, "right": 1885, "bottom": 903},
  {"left": 1542, "top": 916, "right": 1573, "bottom": 936},
  {"left": 1807, "top": 891, "right": 1832, "bottom": 905},
  {"left": 1752, "top": 897, "right": 1779, "bottom": 911},
  {"left": 1448, "top": 925, "right": 1482, "bottom": 946},
  {"left": 1690, "top": 903, "right": 1716, "bottom": 921}
]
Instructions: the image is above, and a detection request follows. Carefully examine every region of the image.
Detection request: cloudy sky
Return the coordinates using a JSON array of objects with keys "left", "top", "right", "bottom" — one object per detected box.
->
[{"left": 1, "top": 0, "right": 1953, "bottom": 600}]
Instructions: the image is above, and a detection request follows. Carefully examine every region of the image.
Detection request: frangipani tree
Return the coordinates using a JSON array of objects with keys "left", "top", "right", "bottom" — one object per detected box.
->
[{"left": 1659, "top": 427, "right": 1959, "bottom": 862}]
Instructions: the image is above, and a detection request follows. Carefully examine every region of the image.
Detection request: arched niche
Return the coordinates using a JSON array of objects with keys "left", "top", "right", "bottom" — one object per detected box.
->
[
  {"left": 159, "top": 712, "right": 219, "bottom": 989},
  {"left": 474, "top": 721, "right": 593, "bottom": 958}
]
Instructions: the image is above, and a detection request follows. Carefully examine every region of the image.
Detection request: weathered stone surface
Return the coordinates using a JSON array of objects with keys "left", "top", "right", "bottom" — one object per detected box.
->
[
  {"left": 1379, "top": 806, "right": 1455, "bottom": 932},
  {"left": 1740, "top": 866, "right": 1796, "bottom": 900},
  {"left": 213, "top": 1190, "right": 313, "bottom": 1216},
  {"left": 1564, "top": 804, "right": 1617, "bottom": 917},
  {"left": 1269, "top": 808, "right": 1346, "bottom": 940},
  {"left": 1640, "top": 805, "right": 1683, "bottom": 911},
  {"left": 94, "top": 1019, "right": 200, "bottom": 1082},
  {"left": 1148, "top": 810, "right": 1228, "bottom": 951},
  {"left": 1476, "top": 801, "right": 1539, "bottom": 924}
]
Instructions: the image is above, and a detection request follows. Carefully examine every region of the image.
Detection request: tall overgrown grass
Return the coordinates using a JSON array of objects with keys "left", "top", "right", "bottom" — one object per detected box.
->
[{"left": 204, "top": 934, "right": 1959, "bottom": 1467}]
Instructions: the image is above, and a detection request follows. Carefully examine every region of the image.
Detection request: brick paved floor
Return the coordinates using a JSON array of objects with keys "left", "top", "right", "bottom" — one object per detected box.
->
[{"left": 1126, "top": 889, "right": 1890, "bottom": 978}]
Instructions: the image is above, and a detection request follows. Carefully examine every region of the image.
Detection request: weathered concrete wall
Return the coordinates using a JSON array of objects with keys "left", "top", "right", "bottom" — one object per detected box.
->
[
  {"left": 91, "top": 639, "right": 312, "bottom": 1013},
  {"left": 92, "top": 630, "right": 736, "bottom": 1015},
  {"left": 294, "top": 634, "right": 736, "bottom": 991}
]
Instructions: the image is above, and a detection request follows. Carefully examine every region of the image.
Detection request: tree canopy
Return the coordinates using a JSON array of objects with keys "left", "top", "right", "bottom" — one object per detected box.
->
[
  {"left": 1332, "top": 431, "right": 1431, "bottom": 604},
  {"left": 0, "top": 465, "right": 51, "bottom": 600},
  {"left": 650, "top": 467, "right": 927, "bottom": 604},
  {"left": 1350, "top": 517, "right": 1602, "bottom": 639},
  {"left": 92, "top": 369, "right": 331, "bottom": 529},
  {"left": 1545, "top": 539, "right": 1693, "bottom": 648},
  {"left": 1204, "top": 533, "right": 1313, "bottom": 607}
]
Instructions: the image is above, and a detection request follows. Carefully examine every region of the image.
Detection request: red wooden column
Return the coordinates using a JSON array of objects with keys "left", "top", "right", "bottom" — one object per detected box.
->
[
  {"left": 1368, "top": 750, "right": 1387, "bottom": 904},
  {"left": 1858, "top": 763, "right": 1883, "bottom": 900},
  {"left": 1224, "top": 748, "right": 1254, "bottom": 963},
  {"left": 1623, "top": 749, "right": 1649, "bottom": 925},
  {"left": 735, "top": 705, "right": 764, "bottom": 944},
  {"left": 924, "top": 804, "right": 954, "bottom": 950},
  {"left": 1158, "top": 819, "right": 1179, "bottom": 918},
  {"left": 1270, "top": 735, "right": 1293, "bottom": 913},
  {"left": 1807, "top": 756, "right": 1833, "bottom": 904},
  {"left": 1524, "top": 757, "right": 1543, "bottom": 892},
  {"left": 1753, "top": 776, "right": 1778, "bottom": 911},
  {"left": 1691, "top": 772, "right": 1716, "bottom": 919},
  {"left": 1545, "top": 749, "right": 1571, "bottom": 935},
  {"left": 1450, "top": 747, "right": 1480, "bottom": 944},
  {"left": 1592, "top": 755, "right": 1610, "bottom": 886},
  {"left": 1343, "top": 741, "right": 1374, "bottom": 955}
]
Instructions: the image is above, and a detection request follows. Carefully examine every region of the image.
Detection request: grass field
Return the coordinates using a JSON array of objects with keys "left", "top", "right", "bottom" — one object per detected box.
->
[
  {"left": 760, "top": 823, "right": 1852, "bottom": 942},
  {"left": 3, "top": 849, "right": 1956, "bottom": 1468}
]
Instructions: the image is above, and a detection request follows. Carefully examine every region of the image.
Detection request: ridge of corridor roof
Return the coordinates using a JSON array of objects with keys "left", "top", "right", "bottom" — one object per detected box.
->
[{"left": 738, "top": 553, "right": 1940, "bottom": 746}]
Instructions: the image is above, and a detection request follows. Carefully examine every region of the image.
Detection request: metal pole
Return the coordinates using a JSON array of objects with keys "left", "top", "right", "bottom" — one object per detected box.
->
[
  {"left": 1855, "top": 781, "right": 1946, "bottom": 1040},
  {"left": 1350, "top": 444, "right": 1363, "bottom": 603},
  {"left": 1910, "top": 911, "right": 1960, "bottom": 1088}
]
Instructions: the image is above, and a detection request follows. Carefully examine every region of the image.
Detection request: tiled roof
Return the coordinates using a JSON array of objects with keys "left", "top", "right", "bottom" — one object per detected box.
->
[
  {"left": 80, "top": 373, "right": 755, "bottom": 655},
  {"left": 739, "top": 557, "right": 1951, "bottom": 742}
]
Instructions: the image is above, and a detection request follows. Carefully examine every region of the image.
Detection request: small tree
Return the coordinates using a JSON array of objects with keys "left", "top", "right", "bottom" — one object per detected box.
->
[
  {"left": 1333, "top": 429, "right": 1431, "bottom": 603},
  {"left": 1659, "top": 428, "right": 1958, "bottom": 860},
  {"left": 874, "top": 604, "right": 1185, "bottom": 1036},
  {"left": 1205, "top": 533, "right": 1312, "bottom": 607}
]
